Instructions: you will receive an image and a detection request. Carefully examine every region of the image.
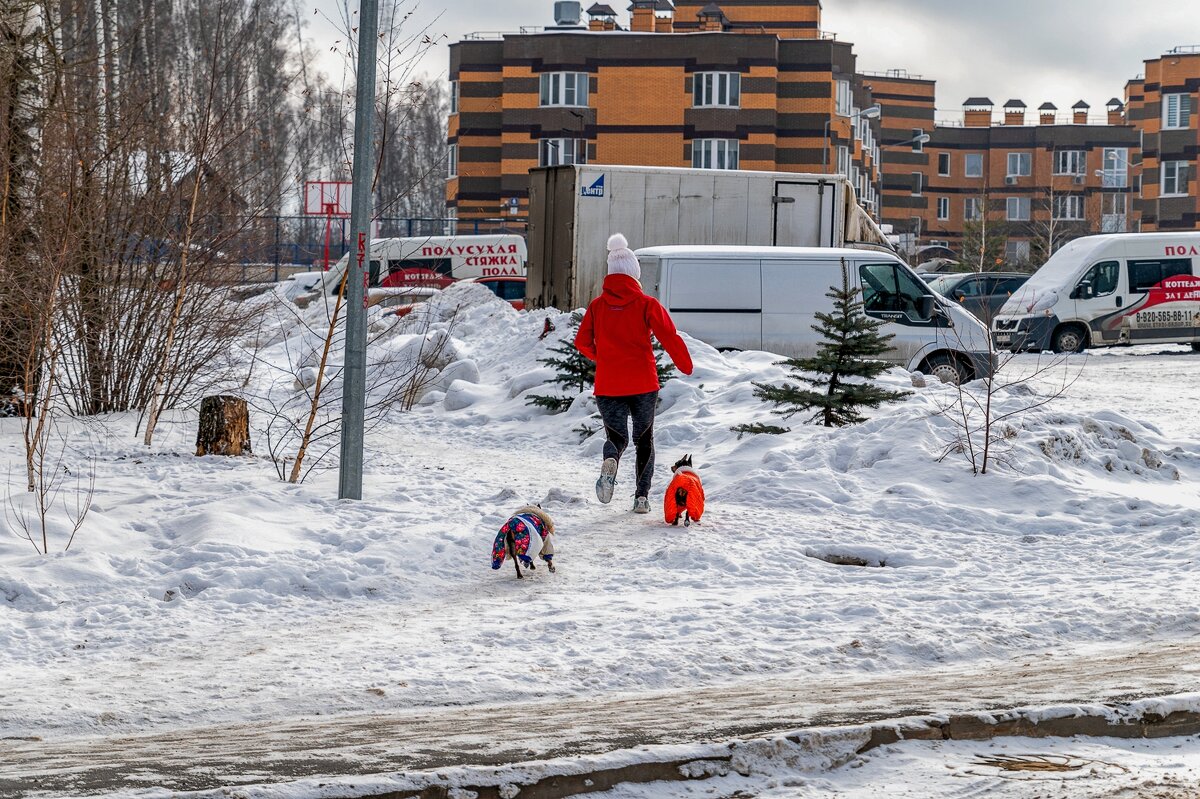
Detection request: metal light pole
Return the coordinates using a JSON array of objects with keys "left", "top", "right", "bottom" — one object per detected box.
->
[
  {"left": 824, "top": 104, "right": 881, "bottom": 173},
  {"left": 339, "top": 0, "right": 380, "bottom": 500}
]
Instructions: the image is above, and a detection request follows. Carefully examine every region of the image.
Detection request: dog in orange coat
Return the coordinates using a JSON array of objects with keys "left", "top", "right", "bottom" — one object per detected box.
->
[{"left": 664, "top": 454, "right": 704, "bottom": 526}]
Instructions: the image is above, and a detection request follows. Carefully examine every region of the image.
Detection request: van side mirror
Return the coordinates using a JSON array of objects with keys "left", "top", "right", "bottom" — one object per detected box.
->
[
  {"left": 917, "top": 295, "right": 935, "bottom": 320},
  {"left": 1071, "top": 280, "right": 1093, "bottom": 300}
]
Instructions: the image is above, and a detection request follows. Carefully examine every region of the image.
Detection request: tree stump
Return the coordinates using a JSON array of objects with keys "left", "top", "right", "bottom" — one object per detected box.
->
[{"left": 195, "top": 395, "right": 252, "bottom": 456}]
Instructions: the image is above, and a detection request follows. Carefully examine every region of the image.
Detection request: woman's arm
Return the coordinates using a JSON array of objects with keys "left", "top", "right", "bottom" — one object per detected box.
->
[
  {"left": 573, "top": 307, "right": 597, "bottom": 361},
  {"left": 646, "top": 299, "right": 693, "bottom": 375}
]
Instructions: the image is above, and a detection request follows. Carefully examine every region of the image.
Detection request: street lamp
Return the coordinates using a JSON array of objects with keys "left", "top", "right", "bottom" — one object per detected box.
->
[
  {"left": 1095, "top": 150, "right": 1132, "bottom": 232},
  {"left": 824, "top": 103, "right": 882, "bottom": 172},
  {"left": 881, "top": 132, "right": 931, "bottom": 150}
]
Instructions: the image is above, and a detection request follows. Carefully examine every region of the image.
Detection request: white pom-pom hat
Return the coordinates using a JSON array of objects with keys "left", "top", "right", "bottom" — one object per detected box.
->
[{"left": 606, "top": 232, "right": 640, "bottom": 280}]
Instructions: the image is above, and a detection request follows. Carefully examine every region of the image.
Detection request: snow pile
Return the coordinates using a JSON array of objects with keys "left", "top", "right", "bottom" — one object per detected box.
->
[{"left": 1, "top": 284, "right": 1199, "bottom": 745}]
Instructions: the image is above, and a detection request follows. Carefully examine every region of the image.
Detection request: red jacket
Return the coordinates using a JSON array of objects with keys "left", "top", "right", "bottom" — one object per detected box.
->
[{"left": 574, "top": 274, "right": 693, "bottom": 396}]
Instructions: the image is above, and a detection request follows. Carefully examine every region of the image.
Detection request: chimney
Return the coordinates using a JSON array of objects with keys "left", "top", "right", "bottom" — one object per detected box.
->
[
  {"left": 1038, "top": 102, "right": 1057, "bottom": 125},
  {"left": 963, "top": 97, "right": 994, "bottom": 128},
  {"left": 587, "top": 2, "right": 618, "bottom": 30},
  {"left": 655, "top": 0, "right": 674, "bottom": 33},
  {"left": 1003, "top": 99, "right": 1026, "bottom": 126},
  {"left": 698, "top": 2, "right": 727, "bottom": 32},
  {"left": 1106, "top": 97, "right": 1125, "bottom": 125},
  {"left": 629, "top": 0, "right": 656, "bottom": 32},
  {"left": 1072, "top": 100, "right": 1090, "bottom": 125}
]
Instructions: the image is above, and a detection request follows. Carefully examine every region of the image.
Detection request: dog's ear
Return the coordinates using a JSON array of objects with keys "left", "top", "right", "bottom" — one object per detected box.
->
[{"left": 686, "top": 454, "right": 693, "bottom": 467}]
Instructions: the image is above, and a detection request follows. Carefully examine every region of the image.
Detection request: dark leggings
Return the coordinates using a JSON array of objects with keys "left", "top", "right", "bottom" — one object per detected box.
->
[{"left": 596, "top": 391, "right": 658, "bottom": 498}]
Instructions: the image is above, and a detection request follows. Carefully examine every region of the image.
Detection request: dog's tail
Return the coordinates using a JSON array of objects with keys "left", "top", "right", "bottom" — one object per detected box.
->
[{"left": 507, "top": 530, "right": 523, "bottom": 579}]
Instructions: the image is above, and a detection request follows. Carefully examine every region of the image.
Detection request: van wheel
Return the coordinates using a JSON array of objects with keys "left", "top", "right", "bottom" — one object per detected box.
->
[
  {"left": 1052, "top": 325, "right": 1088, "bottom": 354},
  {"left": 923, "top": 353, "right": 971, "bottom": 385}
]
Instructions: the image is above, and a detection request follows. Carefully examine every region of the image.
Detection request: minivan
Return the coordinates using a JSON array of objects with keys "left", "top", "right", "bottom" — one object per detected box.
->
[
  {"left": 992, "top": 233, "right": 1200, "bottom": 353},
  {"left": 636, "top": 246, "right": 993, "bottom": 383}
]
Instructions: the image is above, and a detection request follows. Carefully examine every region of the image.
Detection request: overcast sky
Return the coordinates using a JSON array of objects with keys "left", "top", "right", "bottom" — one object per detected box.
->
[{"left": 306, "top": 0, "right": 1198, "bottom": 119}]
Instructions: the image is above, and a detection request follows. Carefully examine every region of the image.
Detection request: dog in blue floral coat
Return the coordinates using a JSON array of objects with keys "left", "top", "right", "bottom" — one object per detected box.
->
[{"left": 491, "top": 505, "right": 556, "bottom": 579}]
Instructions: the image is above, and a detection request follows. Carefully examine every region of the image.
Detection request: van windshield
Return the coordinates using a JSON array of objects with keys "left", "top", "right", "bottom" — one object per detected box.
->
[{"left": 1001, "top": 236, "right": 1107, "bottom": 314}]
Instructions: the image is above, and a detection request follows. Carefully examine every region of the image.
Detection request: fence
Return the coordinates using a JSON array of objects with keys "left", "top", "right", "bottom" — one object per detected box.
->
[{"left": 132, "top": 216, "right": 528, "bottom": 283}]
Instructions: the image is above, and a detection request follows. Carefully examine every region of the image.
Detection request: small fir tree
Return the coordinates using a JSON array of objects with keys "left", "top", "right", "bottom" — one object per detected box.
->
[
  {"left": 526, "top": 312, "right": 596, "bottom": 412},
  {"left": 752, "top": 262, "right": 909, "bottom": 427},
  {"left": 527, "top": 312, "right": 675, "bottom": 414}
]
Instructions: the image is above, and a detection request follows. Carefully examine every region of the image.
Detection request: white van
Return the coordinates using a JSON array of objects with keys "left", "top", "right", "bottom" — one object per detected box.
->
[
  {"left": 636, "top": 246, "right": 994, "bottom": 383},
  {"left": 316, "top": 234, "right": 527, "bottom": 295},
  {"left": 992, "top": 233, "right": 1200, "bottom": 353}
]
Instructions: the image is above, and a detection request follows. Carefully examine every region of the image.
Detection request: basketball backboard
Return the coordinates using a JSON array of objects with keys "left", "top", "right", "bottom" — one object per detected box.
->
[{"left": 304, "top": 180, "right": 353, "bottom": 216}]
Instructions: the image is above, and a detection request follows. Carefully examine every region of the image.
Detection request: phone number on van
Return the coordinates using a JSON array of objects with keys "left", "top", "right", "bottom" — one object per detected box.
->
[{"left": 1134, "top": 309, "right": 1196, "bottom": 328}]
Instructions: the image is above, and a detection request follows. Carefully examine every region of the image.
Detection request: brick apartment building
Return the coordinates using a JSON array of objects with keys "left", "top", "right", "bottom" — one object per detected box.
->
[
  {"left": 873, "top": 83, "right": 1141, "bottom": 263},
  {"left": 447, "top": 0, "right": 885, "bottom": 226},
  {"left": 1127, "top": 47, "right": 1200, "bottom": 232},
  {"left": 448, "top": 2, "right": 1200, "bottom": 261}
]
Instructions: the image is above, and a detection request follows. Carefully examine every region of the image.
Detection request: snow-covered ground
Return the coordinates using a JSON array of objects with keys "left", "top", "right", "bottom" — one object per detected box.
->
[{"left": 2, "top": 284, "right": 1199, "bottom": 795}]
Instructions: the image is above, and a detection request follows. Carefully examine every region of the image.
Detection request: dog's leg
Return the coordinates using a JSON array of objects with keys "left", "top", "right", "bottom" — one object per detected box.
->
[{"left": 507, "top": 531, "right": 523, "bottom": 580}]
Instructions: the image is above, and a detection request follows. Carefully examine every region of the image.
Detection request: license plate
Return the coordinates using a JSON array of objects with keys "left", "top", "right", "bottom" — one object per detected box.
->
[{"left": 994, "top": 333, "right": 1012, "bottom": 344}]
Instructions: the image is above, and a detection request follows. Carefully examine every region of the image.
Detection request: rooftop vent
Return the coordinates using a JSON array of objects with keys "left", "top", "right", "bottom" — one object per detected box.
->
[{"left": 554, "top": 1, "right": 583, "bottom": 25}]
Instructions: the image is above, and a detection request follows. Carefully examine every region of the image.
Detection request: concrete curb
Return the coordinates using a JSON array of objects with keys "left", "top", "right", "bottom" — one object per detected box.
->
[{"left": 342, "top": 701, "right": 1200, "bottom": 799}]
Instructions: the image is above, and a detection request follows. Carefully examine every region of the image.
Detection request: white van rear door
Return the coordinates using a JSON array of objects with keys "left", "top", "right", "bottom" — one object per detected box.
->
[
  {"left": 666, "top": 258, "right": 761, "bottom": 351},
  {"left": 761, "top": 259, "right": 840, "bottom": 358}
]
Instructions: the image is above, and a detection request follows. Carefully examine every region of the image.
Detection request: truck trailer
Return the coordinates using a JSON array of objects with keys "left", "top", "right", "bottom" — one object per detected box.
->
[{"left": 525, "top": 164, "right": 891, "bottom": 311}]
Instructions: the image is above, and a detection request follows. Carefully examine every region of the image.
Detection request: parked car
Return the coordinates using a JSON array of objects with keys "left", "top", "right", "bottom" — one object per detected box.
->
[
  {"left": 927, "top": 272, "right": 1029, "bottom": 323},
  {"left": 473, "top": 276, "right": 526, "bottom": 311}
]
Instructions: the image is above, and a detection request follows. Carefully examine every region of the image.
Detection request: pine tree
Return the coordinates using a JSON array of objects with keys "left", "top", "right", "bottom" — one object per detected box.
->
[
  {"left": 527, "top": 312, "right": 675, "bottom": 414},
  {"left": 752, "top": 263, "right": 909, "bottom": 427},
  {"left": 526, "top": 312, "right": 595, "bottom": 412}
]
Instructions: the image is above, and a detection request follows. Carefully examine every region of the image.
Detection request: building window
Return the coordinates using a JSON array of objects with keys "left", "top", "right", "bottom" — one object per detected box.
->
[
  {"left": 692, "top": 139, "right": 739, "bottom": 170},
  {"left": 1054, "top": 150, "right": 1086, "bottom": 175},
  {"left": 911, "top": 172, "right": 923, "bottom": 196},
  {"left": 938, "top": 152, "right": 951, "bottom": 176},
  {"left": 447, "top": 143, "right": 457, "bottom": 178},
  {"left": 450, "top": 80, "right": 459, "bottom": 114},
  {"left": 965, "top": 153, "right": 984, "bottom": 178},
  {"left": 1101, "top": 193, "right": 1127, "bottom": 232},
  {"left": 1006, "top": 239, "right": 1031, "bottom": 263},
  {"left": 539, "top": 72, "right": 588, "bottom": 107},
  {"left": 937, "top": 197, "right": 950, "bottom": 220},
  {"left": 1006, "top": 152, "right": 1032, "bottom": 177},
  {"left": 835, "top": 79, "right": 852, "bottom": 116},
  {"left": 1006, "top": 196, "right": 1031, "bottom": 221},
  {"left": 911, "top": 128, "right": 925, "bottom": 152},
  {"left": 1162, "top": 160, "right": 1189, "bottom": 196},
  {"left": 1053, "top": 195, "right": 1085, "bottom": 220},
  {"left": 539, "top": 138, "right": 587, "bottom": 167},
  {"left": 1100, "top": 148, "right": 1128, "bottom": 188},
  {"left": 1163, "top": 93, "right": 1192, "bottom": 130},
  {"left": 964, "top": 197, "right": 982, "bottom": 221},
  {"left": 836, "top": 145, "right": 850, "bottom": 177},
  {"left": 693, "top": 72, "right": 741, "bottom": 108}
]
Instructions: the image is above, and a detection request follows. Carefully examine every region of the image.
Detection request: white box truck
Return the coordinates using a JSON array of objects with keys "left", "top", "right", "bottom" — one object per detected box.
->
[
  {"left": 992, "top": 232, "right": 1200, "bottom": 353},
  {"left": 637, "top": 245, "right": 994, "bottom": 383},
  {"left": 526, "top": 164, "right": 891, "bottom": 311}
]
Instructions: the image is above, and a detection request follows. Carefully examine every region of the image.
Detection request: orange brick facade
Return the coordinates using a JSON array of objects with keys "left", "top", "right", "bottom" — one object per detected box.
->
[
  {"left": 448, "top": 1, "right": 883, "bottom": 225},
  {"left": 448, "top": 4, "right": 1200, "bottom": 256},
  {"left": 1127, "top": 48, "right": 1200, "bottom": 231}
]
